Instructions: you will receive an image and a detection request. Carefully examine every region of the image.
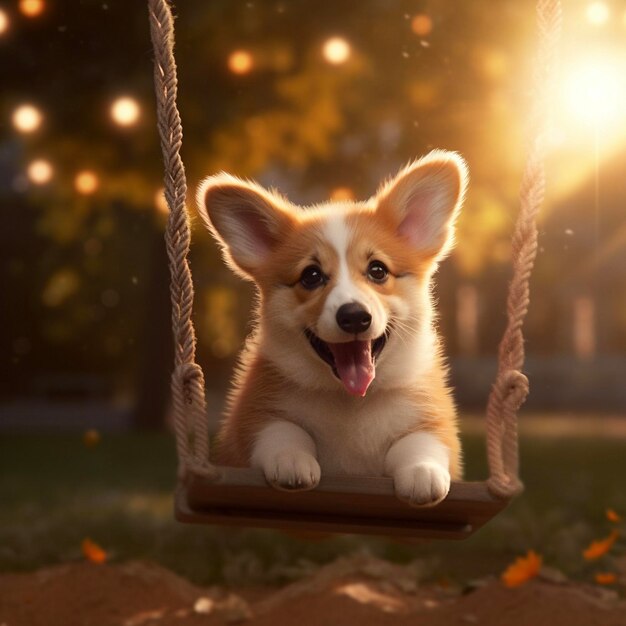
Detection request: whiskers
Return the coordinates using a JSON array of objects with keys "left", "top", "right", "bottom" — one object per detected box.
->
[{"left": 388, "top": 316, "right": 423, "bottom": 346}]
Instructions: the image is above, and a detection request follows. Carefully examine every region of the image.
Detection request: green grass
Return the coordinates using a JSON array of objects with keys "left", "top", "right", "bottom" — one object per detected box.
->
[{"left": 1, "top": 425, "right": 625, "bottom": 585}]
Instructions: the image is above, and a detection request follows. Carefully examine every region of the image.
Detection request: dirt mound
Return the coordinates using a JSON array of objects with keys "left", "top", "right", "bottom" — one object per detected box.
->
[
  {"left": 0, "top": 561, "right": 205, "bottom": 626},
  {"left": 1, "top": 557, "right": 625, "bottom": 626}
]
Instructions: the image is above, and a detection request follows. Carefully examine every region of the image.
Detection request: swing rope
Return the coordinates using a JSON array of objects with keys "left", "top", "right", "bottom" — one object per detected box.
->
[
  {"left": 485, "top": 0, "right": 561, "bottom": 498},
  {"left": 148, "top": 0, "right": 216, "bottom": 479},
  {"left": 147, "top": 0, "right": 561, "bottom": 498}
]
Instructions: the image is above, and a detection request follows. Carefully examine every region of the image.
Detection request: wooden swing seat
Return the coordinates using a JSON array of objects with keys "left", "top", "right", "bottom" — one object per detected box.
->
[{"left": 176, "top": 468, "right": 508, "bottom": 539}]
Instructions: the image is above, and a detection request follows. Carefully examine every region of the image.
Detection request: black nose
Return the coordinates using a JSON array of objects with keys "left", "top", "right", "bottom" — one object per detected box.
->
[{"left": 336, "top": 302, "right": 372, "bottom": 334}]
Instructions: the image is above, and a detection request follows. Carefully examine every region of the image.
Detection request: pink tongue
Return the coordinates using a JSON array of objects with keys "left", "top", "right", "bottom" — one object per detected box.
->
[{"left": 328, "top": 340, "right": 375, "bottom": 397}]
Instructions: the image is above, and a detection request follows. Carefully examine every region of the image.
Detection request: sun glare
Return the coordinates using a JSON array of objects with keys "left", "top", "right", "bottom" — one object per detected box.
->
[
  {"left": 563, "top": 60, "right": 625, "bottom": 128},
  {"left": 585, "top": 2, "right": 610, "bottom": 25}
]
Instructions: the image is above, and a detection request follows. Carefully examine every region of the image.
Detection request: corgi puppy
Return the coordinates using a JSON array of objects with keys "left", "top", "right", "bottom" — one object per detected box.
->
[{"left": 196, "top": 150, "right": 467, "bottom": 506}]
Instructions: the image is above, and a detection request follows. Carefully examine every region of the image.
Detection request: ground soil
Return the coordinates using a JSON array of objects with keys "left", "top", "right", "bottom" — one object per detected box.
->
[{"left": 1, "top": 556, "right": 625, "bottom": 626}]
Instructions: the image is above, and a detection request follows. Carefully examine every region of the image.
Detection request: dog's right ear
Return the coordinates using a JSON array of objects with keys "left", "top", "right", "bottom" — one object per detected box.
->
[{"left": 196, "top": 174, "right": 294, "bottom": 280}]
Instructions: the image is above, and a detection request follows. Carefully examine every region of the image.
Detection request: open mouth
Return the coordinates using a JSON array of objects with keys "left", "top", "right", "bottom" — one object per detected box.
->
[{"left": 304, "top": 328, "right": 389, "bottom": 397}]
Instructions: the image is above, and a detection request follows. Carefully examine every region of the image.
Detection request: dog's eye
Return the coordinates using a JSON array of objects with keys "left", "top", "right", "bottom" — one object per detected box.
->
[
  {"left": 367, "top": 260, "right": 389, "bottom": 283},
  {"left": 299, "top": 265, "right": 326, "bottom": 290}
]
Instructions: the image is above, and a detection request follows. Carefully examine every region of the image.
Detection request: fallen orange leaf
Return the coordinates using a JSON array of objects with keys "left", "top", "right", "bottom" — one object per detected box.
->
[
  {"left": 606, "top": 509, "right": 621, "bottom": 523},
  {"left": 583, "top": 530, "right": 619, "bottom": 560},
  {"left": 81, "top": 538, "right": 107, "bottom": 564},
  {"left": 501, "top": 550, "right": 542, "bottom": 588},
  {"left": 594, "top": 572, "right": 617, "bottom": 585},
  {"left": 83, "top": 429, "right": 101, "bottom": 447}
]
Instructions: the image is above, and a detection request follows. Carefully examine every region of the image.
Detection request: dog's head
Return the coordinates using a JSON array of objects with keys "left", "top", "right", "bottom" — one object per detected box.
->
[{"left": 197, "top": 150, "right": 467, "bottom": 396}]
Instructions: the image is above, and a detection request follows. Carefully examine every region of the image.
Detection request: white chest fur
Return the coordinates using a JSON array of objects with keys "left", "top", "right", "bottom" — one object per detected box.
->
[{"left": 273, "top": 388, "right": 419, "bottom": 475}]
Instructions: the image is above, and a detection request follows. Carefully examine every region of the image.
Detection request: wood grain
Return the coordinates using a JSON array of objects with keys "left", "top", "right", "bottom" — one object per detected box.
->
[{"left": 175, "top": 468, "right": 509, "bottom": 539}]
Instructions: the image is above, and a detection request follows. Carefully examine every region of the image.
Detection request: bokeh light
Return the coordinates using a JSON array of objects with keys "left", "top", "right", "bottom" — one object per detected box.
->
[
  {"left": 227, "top": 50, "right": 254, "bottom": 74},
  {"left": 101, "top": 289, "right": 120, "bottom": 308},
  {"left": 12, "top": 104, "right": 43, "bottom": 133},
  {"left": 0, "top": 9, "right": 9, "bottom": 35},
  {"left": 154, "top": 187, "right": 169, "bottom": 214},
  {"left": 27, "top": 159, "right": 53, "bottom": 185},
  {"left": 480, "top": 49, "right": 508, "bottom": 80},
  {"left": 330, "top": 187, "right": 355, "bottom": 201},
  {"left": 41, "top": 268, "right": 79, "bottom": 307},
  {"left": 408, "top": 80, "right": 439, "bottom": 108},
  {"left": 411, "top": 14, "right": 433, "bottom": 37},
  {"left": 83, "top": 429, "right": 101, "bottom": 447},
  {"left": 322, "top": 37, "right": 351, "bottom": 65},
  {"left": 74, "top": 170, "right": 99, "bottom": 195},
  {"left": 19, "top": 0, "right": 44, "bottom": 18},
  {"left": 585, "top": 1, "right": 610, "bottom": 25},
  {"left": 110, "top": 96, "right": 140, "bottom": 127}
]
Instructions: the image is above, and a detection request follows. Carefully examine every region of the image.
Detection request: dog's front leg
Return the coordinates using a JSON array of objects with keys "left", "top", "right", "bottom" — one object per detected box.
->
[
  {"left": 384, "top": 432, "right": 451, "bottom": 507},
  {"left": 251, "top": 420, "right": 321, "bottom": 491}
]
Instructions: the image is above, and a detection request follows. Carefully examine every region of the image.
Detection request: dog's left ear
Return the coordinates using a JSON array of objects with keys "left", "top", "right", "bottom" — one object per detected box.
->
[{"left": 376, "top": 150, "right": 468, "bottom": 260}]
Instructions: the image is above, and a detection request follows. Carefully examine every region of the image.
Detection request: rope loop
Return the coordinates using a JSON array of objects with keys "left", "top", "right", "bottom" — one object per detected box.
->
[
  {"left": 487, "top": 470, "right": 524, "bottom": 500},
  {"left": 171, "top": 362, "right": 216, "bottom": 477},
  {"left": 186, "top": 459, "right": 222, "bottom": 481},
  {"left": 485, "top": 369, "right": 528, "bottom": 499},
  {"left": 499, "top": 370, "right": 530, "bottom": 413},
  {"left": 172, "top": 363, "right": 206, "bottom": 412}
]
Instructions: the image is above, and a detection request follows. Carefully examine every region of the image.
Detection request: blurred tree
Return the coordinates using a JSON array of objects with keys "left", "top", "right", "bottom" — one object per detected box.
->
[{"left": 2, "top": 0, "right": 625, "bottom": 420}]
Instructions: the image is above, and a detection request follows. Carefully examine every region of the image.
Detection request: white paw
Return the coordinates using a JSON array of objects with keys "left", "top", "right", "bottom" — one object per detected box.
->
[
  {"left": 393, "top": 462, "right": 450, "bottom": 507},
  {"left": 263, "top": 451, "right": 321, "bottom": 491}
]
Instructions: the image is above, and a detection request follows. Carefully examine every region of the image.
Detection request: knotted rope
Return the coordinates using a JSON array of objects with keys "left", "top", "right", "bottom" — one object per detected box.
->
[
  {"left": 485, "top": 0, "right": 561, "bottom": 498},
  {"left": 148, "top": 0, "right": 216, "bottom": 479}
]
